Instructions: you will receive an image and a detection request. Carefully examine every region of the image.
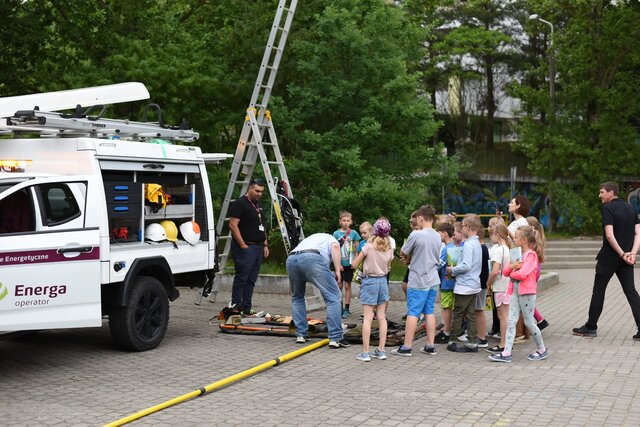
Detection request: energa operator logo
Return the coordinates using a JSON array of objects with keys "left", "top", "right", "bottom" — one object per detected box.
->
[{"left": 0, "top": 281, "right": 8, "bottom": 301}]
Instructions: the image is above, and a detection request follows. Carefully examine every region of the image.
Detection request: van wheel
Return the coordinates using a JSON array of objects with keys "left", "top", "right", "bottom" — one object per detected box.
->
[{"left": 109, "top": 276, "right": 169, "bottom": 351}]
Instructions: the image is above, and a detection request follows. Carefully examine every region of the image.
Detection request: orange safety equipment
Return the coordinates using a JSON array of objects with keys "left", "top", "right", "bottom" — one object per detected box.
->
[
  {"left": 179, "top": 220, "right": 201, "bottom": 245},
  {"left": 145, "top": 183, "right": 169, "bottom": 212}
]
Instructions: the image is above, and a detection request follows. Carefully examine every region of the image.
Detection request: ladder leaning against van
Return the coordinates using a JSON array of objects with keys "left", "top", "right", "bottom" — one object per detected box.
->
[{"left": 200, "top": 0, "right": 324, "bottom": 311}]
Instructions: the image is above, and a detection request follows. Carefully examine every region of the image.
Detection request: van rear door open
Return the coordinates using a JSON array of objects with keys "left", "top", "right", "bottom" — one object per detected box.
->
[{"left": 0, "top": 178, "right": 101, "bottom": 331}]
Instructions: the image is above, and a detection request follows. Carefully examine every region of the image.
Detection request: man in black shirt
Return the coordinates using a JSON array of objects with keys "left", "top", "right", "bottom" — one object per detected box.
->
[
  {"left": 228, "top": 179, "right": 269, "bottom": 314},
  {"left": 574, "top": 182, "right": 640, "bottom": 339}
]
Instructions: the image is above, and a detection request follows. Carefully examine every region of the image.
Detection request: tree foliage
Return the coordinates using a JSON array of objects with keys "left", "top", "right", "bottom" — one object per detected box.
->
[
  {"left": 274, "top": 0, "right": 459, "bottom": 236},
  {"left": 1, "top": 0, "right": 456, "bottom": 240},
  {"left": 4, "top": 0, "right": 640, "bottom": 238},
  {"left": 514, "top": 0, "right": 640, "bottom": 233}
]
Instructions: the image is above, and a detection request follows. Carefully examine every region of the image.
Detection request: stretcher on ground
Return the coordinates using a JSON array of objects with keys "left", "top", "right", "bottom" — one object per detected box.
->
[{"left": 217, "top": 308, "right": 426, "bottom": 345}]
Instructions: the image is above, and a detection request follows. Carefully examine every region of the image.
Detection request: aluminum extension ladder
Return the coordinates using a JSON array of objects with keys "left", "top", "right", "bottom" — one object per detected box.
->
[{"left": 205, "top": 0, "right": 324, "bottom": 311}]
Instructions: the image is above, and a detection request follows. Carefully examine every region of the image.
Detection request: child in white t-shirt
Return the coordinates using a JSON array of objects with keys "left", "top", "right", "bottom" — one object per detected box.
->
[{"left": 486, "top": 223, "right": 511, "bottom": 353}]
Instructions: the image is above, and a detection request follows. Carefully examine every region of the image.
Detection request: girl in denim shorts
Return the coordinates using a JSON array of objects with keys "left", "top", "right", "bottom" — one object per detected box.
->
[{"left": 351, "top": 219, "right": 394, "bottom": 362}]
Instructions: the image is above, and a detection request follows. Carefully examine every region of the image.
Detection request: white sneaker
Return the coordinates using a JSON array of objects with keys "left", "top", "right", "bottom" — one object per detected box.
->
[
  {"left": 296, "top": 336, "right": 308, "bottom": 344},
  {"left": 328, "top": 339, "right": 350, "bottom": 348},
  {"left": 458, "top": 333, "right": 468, "bottom": 342}
]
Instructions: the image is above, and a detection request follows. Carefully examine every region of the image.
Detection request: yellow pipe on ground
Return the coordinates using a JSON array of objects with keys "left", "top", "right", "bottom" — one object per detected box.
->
[{"left": 103, "top": 338, "right": 330, "bottom": 427}]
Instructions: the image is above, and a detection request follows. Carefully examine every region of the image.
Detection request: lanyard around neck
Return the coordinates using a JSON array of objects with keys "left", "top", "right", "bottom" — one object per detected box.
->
[{"left": 245, "top": 194, "right": 262, "bottom": 222}]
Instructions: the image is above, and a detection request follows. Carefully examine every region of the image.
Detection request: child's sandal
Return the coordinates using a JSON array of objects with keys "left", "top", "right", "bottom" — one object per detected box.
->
[
  {"left": 527, "top": 349, "right": 549, "bottom": 361},
  {"left": 486, "top": 345, "right": 504, "bottom": 353}
]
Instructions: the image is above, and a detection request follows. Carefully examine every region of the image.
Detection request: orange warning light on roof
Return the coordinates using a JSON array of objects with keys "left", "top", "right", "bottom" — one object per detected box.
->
[{"left": 0, "top": 159, "right": 32, "bottom": 171}]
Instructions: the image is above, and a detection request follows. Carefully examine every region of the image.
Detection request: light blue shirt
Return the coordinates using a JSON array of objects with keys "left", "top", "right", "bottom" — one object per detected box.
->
[
  {"left": 291, "top": 233, "right": 338, "bottom": 266},
  {"left": 451, "top": 235, "right": 481, "bottom": 295}
]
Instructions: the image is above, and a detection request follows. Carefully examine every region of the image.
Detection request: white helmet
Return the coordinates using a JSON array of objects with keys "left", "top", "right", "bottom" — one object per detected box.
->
[
  {"left": 145, "top": 223, "right": 167, "bottom": 242},
  {"left": 179, "top": 220, "right": 201, "bottom": 245}
]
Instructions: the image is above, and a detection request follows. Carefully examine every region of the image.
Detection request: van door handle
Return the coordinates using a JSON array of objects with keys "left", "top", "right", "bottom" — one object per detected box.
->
[
  {"left": 57, "top": 246, "right": 93, "bottom": 254},
  {"left": 143, "top": 163, "right": 165, "bottom": 169}
]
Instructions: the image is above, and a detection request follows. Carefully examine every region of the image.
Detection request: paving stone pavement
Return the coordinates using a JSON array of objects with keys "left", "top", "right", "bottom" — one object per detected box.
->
[{"left": 2, "top": 268, "right": 640, "bottom": 426}]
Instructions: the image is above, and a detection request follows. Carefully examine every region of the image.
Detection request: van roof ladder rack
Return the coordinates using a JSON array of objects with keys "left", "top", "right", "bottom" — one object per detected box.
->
[
  {"left": 3, "top": 109, "right": 199, "bottom": 142},
  {"left": 0, "top": 82, "right": 197, "bottom": 142}
]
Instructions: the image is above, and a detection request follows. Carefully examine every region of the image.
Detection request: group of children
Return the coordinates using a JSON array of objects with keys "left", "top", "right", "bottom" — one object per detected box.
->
[{"left": 331, "top": 196, "right": 550, "bottom": 364}]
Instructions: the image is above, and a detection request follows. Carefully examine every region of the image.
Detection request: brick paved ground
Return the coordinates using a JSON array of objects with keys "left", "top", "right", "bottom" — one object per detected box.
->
[{"left": 2, "top": 268, "right": 640, "bottom": 426}]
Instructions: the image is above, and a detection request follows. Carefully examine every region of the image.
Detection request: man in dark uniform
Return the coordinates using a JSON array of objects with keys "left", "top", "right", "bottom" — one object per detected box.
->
[
  {"left": 228, "top": 179, "right": 269, "bottom": 314},
  {"left": 573, "top": 182, "right": 640, "bottom": 339}
]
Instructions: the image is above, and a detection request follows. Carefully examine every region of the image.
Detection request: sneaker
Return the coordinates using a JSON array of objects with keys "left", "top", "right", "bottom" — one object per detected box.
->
[
  {"left": 457, "top": 333, "right": 468, "bottom": 342},
  {"left": 633, "top": 331, "right": 640, "bottom": 341},
  {"left": 328, "top": 338, "right": 351, "bottom": 348},
  {"left": 573, "top": 324, "right": 597, "bottom": 337},
  {"left": 488, "top": 331, "right": 501, "bottom": 339},
  {"left": 537, "top": 319, "right": 550, "bottom": 331},
  {"left": 477, "top": 338, "right": 489, "bottom": 348},
  {"left": 242, "top": 308, "right": 257, "bottom": 316},
  {"left": 488, "top": 353, "right": 512, "bottom": 363},
  {"left": 341, "top": 309, "right": 351, "bottom": 319},
  {"left": 456, "top": 344, "right": 478, "bottom": 353},
  {"left": 446, "top": 342, "right": 478, "bottom": 353},
  {"left": 227, "top": 303, "right": 241, "bottom": 315},
  {"left": 371, "top": 349, "right": 387, "bottom": 360},
  {"left": 486, "top": 345, "right": 505, "bottom": 353},
  {"left": 296, "top": 336, "right": 308, "bottom": 344},
  {"left": 527, "top": 349, "right": 549, "bottom": 361},
  {"left": 419, "top": 346, "right": 437, "bottom": 356},
  {"left": 356, "top": 352, "right": 371, "bottom": 362},
  {"left": 391, "top": 346, "right": 412, "bottom": 357},
  {"left": 434, "top": 331, "right": 450, "bottom": 344}
]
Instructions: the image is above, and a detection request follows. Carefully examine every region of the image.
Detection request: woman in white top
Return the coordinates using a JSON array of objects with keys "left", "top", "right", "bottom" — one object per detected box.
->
[{"left": 507, "top": 195, "right": 531, "bottom": 241}]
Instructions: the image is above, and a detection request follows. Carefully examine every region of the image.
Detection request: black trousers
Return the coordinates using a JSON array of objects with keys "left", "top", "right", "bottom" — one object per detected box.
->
[{"left": 586, "top": 258, "right": 640, "bottom": 330}]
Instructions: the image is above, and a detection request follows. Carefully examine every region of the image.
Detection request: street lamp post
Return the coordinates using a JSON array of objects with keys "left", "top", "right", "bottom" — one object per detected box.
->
[{"left": 529, "top": 14, "right": 555, "bottom": 117}]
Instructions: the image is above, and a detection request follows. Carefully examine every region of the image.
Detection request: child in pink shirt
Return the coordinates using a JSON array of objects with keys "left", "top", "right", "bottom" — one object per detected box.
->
[{"left": 488, "top": 225, "right": 548, "bottom": 363}]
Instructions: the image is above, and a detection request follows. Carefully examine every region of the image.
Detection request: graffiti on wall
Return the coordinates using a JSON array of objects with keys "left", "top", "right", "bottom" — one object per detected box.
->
[
  {"left": 626, "top": 182, "right": 640, "bottom": 221},
  {"left": 445, "top": 181, "right": 550, "bottom": 227}
]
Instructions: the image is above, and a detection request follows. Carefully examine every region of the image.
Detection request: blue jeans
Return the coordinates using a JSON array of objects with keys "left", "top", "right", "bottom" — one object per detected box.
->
[
  {"left": 286, "top": 252, "right": 343, "bottom": 341},
  {"left": 231, "top": 241, "right": 263, "bottom": 311}
]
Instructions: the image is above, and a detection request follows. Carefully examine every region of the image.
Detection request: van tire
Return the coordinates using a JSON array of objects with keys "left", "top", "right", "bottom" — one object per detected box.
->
[{"left": 109, "top": 276, "right": 169, "bottom": 351}]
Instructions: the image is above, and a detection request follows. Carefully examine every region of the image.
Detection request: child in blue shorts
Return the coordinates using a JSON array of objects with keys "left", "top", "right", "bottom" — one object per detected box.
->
[
  {"left": 351, "top": 219, "right": 393, "bottom": 362},
  {"left": 392, "top": 205, "right": 442, "bottom": 357}
]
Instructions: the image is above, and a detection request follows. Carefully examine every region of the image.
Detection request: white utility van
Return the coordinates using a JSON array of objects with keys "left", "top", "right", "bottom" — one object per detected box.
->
[{"left": 0, "top": 83, "right": 228, "bottom": 350}]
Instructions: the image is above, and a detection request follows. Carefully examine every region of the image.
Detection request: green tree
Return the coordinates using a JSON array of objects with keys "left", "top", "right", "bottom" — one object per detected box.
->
[
  {"left": 405, "top": 0, "right": 522, "bottom": 151},
  {"left": 274, "top": 0, "right": 459, "bottom": 237},
  {"left": 1, "top": 0, "right": 462, "bottom": 240},
  {"left": 514, "top": 0, "right": 640, "bottom": 233}
]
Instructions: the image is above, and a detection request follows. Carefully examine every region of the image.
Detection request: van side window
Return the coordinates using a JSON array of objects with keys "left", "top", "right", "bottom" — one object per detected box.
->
[
  {"left": 38, "top": 184, "right": 82, "bottom": 226},
  {"left": 0, "top": 189, "right": 34, "bottom": 234}
]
